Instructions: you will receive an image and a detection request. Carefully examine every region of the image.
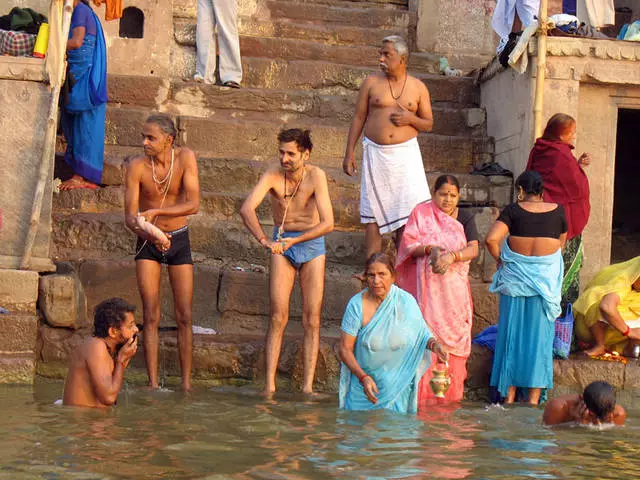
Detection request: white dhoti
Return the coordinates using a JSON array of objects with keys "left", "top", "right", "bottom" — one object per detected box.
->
[
  {"left": 492, "top": 0, "right": 540, "bottom": 46},
  {"left": 577, "top": 0, "right": 614, "bottom": 28},
  {"left": 360, "top": 136, "right": 431, "bottom": 234}
]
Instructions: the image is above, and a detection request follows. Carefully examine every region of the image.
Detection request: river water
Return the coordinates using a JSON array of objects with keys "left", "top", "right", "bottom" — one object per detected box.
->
[{"left": 2, "top": 379, "right": 640, "bottom": 479}]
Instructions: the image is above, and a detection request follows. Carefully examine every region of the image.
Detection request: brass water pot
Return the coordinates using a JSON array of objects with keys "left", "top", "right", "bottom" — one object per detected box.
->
[{"left": 429, "top": 363, "right": 451, "bottom": 398}]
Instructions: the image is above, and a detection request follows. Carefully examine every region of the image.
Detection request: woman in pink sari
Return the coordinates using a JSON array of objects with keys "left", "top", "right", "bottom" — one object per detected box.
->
[{"left": 397, "top": 175, "right": 479, "bottom": 403}]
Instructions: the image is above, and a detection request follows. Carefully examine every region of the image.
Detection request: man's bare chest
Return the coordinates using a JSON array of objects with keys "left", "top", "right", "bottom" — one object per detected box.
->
[{"left": 369, "top": 85, "right": 419, "bottom": 112}]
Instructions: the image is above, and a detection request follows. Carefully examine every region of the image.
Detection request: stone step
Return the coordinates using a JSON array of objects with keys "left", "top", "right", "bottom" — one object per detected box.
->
[
  {"left": 51, "top": 200, "right": 501, "bottom": 283},
  {"left": 53, "top": 155, "right": 511, "bottom": 220},
  {"left": 266, "top": 0, "right": 408, "bottom": 9},
  {"left": 107, "top": 73, "right": 479, "bottom": 111},
  {"left": 103, "top": 107, "right": 492, "bottom": 170},
  {"left": 36, "top": 322, "right": 640, "bottom": 396},
  {"left": 40, "top": 257, "right": 496, "bottom": 337},
  {"left": 174, "top": 30, "right": 438, "bottom": 74},
  {"left": 0, "top": 313, "right": 39, "bottom": 354},
  {"left": 0, "top": 353, "right": 37, "bottom": 384},
  {"left": 260, "top": 0, "right": 414, "bottom": 28},
  {"left": 174, "top": 0, "right": 414, "bottom": 29},
  {"left": 51, "top": 212, "right": 368, "bottom": 267},
  {"left": 174, "top": 17, "right": 401, "bottom": 49},
  {"left": 161, "top": 84, "right": 486, "bottom": 137},
  {"left": 170, "top": 54, "right": 479, "bottom": 105}
]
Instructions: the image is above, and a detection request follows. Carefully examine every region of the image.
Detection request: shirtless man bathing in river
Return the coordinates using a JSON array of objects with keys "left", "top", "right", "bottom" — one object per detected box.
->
[
  {"left": 240, "top": 129, "right": 334, "bottom": 396},
  {"left": 343, "top": 35, "right": 434, "bottom": 258},
  {"left": 125, "top": 114, "right": 200, "bottom": 391},
  {"left": 63, "top": 298, "right": 139, "bottom": 408}
]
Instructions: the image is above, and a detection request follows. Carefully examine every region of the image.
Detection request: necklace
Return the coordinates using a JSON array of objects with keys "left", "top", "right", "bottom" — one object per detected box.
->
[
  {"left": 387, "top": 73, "right": 408, "bottom": 101},
  {"left": 277, "top": 167, "right": 306, "bottom": 241},
  {"left": 151, "top": 149, "right": 174, "bottom": 194}
]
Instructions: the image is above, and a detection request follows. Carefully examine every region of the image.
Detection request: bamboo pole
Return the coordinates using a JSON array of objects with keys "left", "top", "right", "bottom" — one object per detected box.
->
[
  {"left": 21, "top": 0, "right": 74, "bottom": 270},
  {"left": 533, "top": 0, "right": 549, "bottom": 141}
]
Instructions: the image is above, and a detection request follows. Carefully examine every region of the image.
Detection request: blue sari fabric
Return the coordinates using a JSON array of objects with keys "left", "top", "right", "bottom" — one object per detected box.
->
[
  {"left": 339, "top": 285, "right": 433, "bottom": 414},
  {"left": 62, "top": 4, "right": 108, "bottom": 184},
  {"left": 489, "top": 241, "right": 563, "bottom": 397}
]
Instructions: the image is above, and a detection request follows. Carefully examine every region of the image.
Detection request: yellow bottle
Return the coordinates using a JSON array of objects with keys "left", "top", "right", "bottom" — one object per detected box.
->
[{"left": 33, "top": 22, "right": 50, "bottom": 59}]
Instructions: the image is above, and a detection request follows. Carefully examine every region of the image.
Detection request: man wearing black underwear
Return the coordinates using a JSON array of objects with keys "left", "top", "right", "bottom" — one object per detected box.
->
[
  {"left": 240, "top": 129, "right": 334, "bottom": 396},
  {"left": 124, "top": 113, "right": 200, "bottom": 391}
]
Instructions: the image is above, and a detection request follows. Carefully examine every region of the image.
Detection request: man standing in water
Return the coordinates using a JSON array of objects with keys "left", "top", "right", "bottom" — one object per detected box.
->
[
  {"left": 240, "top": 129, "right": 334, "bottom": 396},
  {"left": 124, "top": 114, "right": 200, "bottom": 391},
  {"left": 343, "top": 35, "right": 433, "bottom": 258},
  {"left": 63, "top": 298, "right": 139, "bottom": 408}
]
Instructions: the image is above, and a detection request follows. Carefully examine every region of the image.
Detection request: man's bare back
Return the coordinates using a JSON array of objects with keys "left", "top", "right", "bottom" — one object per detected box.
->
[
  {"left": 126, "top": 146, "right": 196, "bottom": 232},
  {"left": 363, "top": 72, "right": 430, "bottom": 145},
  {"left": 63, "top": 338, "right": 117, "bottom": 408}
]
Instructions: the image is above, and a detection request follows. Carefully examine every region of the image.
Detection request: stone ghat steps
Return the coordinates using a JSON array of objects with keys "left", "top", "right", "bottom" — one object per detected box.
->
[
  {"left": 172, "top": 55, "right": 477, "bottom": 97},
  {"left": 158, "top": 91, "right": 487, "bottom": 139},
  {"left": 38, "top": 323, "right": 640, "bottom": 396},
  {"left": 50, "top": 205, "right": 498, "bottom": 281},
  {"left": 233, "top": 17, "right": 401, "bottom": 49},
  {"left": 174, "top": 0, "right": 413, "bottom": 29},
  {"left": 103, "top": 107, "right": 493, "bottom": 169},
  {"left": 174, "top": 27, "right": 440, "bottom": 74},
  {"left": 108, "top": 74, "right": 479, "bottom": 111},
  {"left": 51, "top": 211, "right": 368, "bottom": 267},
  {"left": 53, "top": 154, "right": 510, "bottom": 225},
  {"left": 38, "top": 257, "right": 496, "bottom": 336}
]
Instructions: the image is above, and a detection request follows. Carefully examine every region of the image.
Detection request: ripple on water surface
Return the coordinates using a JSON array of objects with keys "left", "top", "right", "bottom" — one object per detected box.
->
[{"left": 1, "top": 380, "right": 640, "bottom": 479}]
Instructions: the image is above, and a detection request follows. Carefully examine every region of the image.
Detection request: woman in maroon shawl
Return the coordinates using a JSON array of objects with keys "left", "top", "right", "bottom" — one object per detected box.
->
[{"left": 526, "top": 113, "right": 591, "bottom": 310}]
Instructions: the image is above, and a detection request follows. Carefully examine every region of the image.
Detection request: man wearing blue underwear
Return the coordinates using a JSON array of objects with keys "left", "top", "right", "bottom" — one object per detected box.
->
[{"left": 240, "top": 129, "right": 334, "bottom": 396}]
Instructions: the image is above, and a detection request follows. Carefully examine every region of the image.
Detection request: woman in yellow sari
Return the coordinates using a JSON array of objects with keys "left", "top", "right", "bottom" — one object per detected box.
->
[{"left": 574, "top": 256, "right": 640, "bottom": 356}]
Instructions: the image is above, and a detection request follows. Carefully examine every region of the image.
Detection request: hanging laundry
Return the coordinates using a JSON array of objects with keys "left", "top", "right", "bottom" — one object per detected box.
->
[{"left": 92, "top": 0, "right": 123, "bottom": 21}]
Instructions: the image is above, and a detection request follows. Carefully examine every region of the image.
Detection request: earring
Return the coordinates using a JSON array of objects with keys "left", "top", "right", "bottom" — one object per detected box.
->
[{"left": 517, "top": 189, "right": 524, "bottom": 202}]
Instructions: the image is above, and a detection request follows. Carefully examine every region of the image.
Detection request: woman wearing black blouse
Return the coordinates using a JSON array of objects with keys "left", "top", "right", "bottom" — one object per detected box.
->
[{"left": 485, "top": 171, "right": 567, "bottom": 405}]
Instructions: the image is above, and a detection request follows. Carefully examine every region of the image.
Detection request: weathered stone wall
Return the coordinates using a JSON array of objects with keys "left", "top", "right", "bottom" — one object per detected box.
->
[
  {"left": 0, "top": 58, "right": 54, "bottom": 272},
  {"left": 480, "top": 37, "right": 640, "bottom": 283},
  {"left": 412, "top": 0, "right": 497, "bottom": 71}
]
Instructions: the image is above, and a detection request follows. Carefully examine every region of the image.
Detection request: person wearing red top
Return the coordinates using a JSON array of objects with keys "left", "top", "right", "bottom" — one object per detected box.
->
[{"left": 526, "top": 113, "right": 591, "bottom": 311}]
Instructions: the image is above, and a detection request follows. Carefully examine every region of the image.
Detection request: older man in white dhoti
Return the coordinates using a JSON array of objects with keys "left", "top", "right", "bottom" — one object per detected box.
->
[
  {"left": 343, "top": 36, "right": 433, "bottom": 259},
  {"left": 492, "top": 0, "right": 540, "bottom": 53}
]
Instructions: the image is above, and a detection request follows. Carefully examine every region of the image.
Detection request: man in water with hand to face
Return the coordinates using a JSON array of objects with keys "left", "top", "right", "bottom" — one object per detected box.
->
[
  {"left": 63, "top": 298, "right": 139, "bottom": 408},
  {"left": 240, "top": 129, "right": 334, "bottom": 396},
  {"left": 543, "top": 381, "right": 626, "bottom": 426}
]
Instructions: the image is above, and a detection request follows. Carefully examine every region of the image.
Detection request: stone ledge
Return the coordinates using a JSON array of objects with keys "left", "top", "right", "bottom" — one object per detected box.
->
[
  {"left": 0, "top": 314, "right": 39, "bottom": 353},
  {"left": 0, "top": 57, "right": 46, "bottom": 82},
  {"left": 0, "top": 354, "right": 36, "bottom": 384},
  {"left": 0, "top": 269, "right": 40, "bottom": 313}
]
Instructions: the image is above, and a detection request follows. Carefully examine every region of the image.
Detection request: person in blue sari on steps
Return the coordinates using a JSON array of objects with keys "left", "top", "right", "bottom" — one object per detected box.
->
[
  {"left": 485, "top": 171, "right": 566, "bottom": 405},
  {"left": 60, "top": 0, "right": 108, "bottom": 191},
  {"left": 338, "top": 253, "right": 449, "bottom": 414}
]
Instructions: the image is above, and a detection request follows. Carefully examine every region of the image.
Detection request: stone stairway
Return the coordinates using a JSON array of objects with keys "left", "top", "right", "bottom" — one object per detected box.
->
[{"left": 44, "top": 0, "right": 509, "bottom": 390}]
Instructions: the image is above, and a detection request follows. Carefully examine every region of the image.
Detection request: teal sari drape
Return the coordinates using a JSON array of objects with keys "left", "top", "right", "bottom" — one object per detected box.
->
[{"left": 339, "top": 285, "right": 433, "bottom": 414}]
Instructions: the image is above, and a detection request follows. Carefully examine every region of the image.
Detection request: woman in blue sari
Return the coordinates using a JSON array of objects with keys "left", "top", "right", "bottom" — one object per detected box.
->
[
  {"left": 339, "top": 253, "right": 449, "bottom": 414},
  {"left": 60, "top": 0, "right": 108, "bottom": 190},
  {"left": 485, "top": 171, "right": 566, "bottom": 405}
]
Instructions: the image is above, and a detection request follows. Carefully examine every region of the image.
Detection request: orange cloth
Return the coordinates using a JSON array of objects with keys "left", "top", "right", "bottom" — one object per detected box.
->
[{"left": 92, "top": 0, "right": 122, "bottom": 21}]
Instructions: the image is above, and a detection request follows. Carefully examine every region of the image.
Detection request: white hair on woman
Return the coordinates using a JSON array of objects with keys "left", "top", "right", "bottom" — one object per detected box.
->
[{"left": 382, "top": 35, "right": 409, "bottom": 59}]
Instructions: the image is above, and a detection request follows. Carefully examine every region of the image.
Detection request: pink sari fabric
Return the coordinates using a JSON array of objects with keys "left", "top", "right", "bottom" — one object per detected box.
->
[{"left": 396, "top": 201, "right": 474, "bottom": 403}]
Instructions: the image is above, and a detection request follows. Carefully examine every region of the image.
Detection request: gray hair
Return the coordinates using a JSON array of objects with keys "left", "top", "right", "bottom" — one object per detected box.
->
[
  {"left": 382, "top": 35, "right": 409, "bottom": 59},
  {"left": 145, "top": 113, "right": 177, "bottom": 141}
]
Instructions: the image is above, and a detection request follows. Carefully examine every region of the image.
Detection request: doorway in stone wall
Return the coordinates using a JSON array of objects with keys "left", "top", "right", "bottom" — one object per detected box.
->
[{"left": 611, "top": 108, "right": 640, "bottom": 263}]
